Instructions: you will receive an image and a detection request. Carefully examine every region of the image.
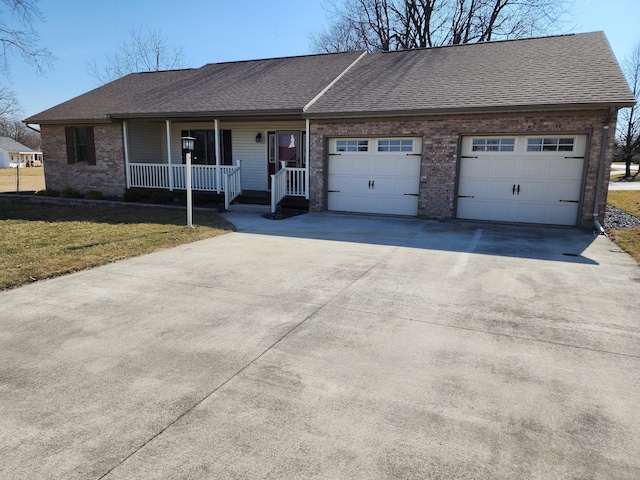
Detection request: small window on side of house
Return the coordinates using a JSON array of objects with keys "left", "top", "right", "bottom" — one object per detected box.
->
[{"left": 65, "top": 126, "right": 96, "bottom": 165}]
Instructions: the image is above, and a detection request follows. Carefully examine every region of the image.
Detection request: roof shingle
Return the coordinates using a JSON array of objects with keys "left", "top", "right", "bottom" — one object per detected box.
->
[
  {"left": 25, "top": 32, "right": 634, "bottom": 124},
  {"left": 305, "top": 32, "right": 636, "bottom": 116}
]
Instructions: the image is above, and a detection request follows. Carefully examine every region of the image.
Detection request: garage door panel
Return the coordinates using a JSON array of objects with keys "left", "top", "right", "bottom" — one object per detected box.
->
[
  {"left": 462, "top": 158, "right": 516, "bottom": 178},
  {"left": 328, "top": 138, "right": 421, "bottom": 216},
  {"left": 547, "top": 158, "right": 585, "bottom": 178},
  {"left": 457, "top": 135, "right": 586, "bottom": 225}
]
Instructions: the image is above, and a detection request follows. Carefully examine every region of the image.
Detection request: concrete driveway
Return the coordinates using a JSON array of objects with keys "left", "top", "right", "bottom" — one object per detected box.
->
[{"left": 1, "top": 212, "right": 639, "bottom": 479}]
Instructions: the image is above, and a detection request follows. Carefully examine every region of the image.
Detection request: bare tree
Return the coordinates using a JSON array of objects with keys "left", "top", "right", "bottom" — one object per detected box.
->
[
  {"left": 0, "top": 117, "right": 39, "bottom": 148},
  {"left": 310, "top": 0, "right": 573, "bottom": 53},
  {"left": 616, "top": 41, "right": 640, "bottom": 178},
  {"left": 0, "top": 0, "right": 54, "bottom": 76},
  {"left": 87, "top": 27, "right": 187, "bottom": 84}
]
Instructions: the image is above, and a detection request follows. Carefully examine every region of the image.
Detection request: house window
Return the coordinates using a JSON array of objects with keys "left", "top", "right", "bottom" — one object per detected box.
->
[
  {"left": 527, "top": 137, "right": 574, "bottom": 152},
  {"left": 181, "top": 129, "right": 233, "bottom": 165},
  {"left": 472, "top": 138, "right": 515, "bottom": 152},
  {"left": 336, "top": 139, "right": 369, "bottom": 152},
  {"left": 65, "top": 126, "right": 96, "bottom": 165},
  {"left": 378, "top": 139, "right": 413, "bottom": 152}
]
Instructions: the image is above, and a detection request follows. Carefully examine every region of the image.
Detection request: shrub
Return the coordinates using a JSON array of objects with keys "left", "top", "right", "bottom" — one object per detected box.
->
[
  {"left": 122, "top": 190, "right": 143, "bottom": 202},
  {"left": 60, "top": 187, "right": 82, "bottom": 198},
  {"left": 35, "top": 189, "right": 60, "bottom": 197},
  {"left": 149, "top": 191, "right": 175, "bottom": 204},
  {"left": 84, "top": 190, "right": 104, "bottom": 200}
]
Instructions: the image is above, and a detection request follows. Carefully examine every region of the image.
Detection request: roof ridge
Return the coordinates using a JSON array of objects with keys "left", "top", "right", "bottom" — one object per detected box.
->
[
  {"left": 198, "top": 50, "right": 366, "bottom": 69},
  {"left": 370, "top": 31, "right": 603, "bottom": 55}
]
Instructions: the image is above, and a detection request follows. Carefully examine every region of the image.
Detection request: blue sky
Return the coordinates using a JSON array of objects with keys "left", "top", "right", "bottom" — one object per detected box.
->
[{"left": 6, "top": 0, "right": 640, "bottom": 119}]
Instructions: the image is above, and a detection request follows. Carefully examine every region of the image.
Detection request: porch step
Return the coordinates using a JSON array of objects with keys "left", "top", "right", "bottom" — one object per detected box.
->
[{"left": 226, "top": 203, "right": 271, "bottom": 214}]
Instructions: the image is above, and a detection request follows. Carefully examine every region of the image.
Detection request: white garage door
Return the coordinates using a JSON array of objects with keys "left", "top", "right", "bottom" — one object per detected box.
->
[
  {"left": 328, "top": 138, "right": 422, "bottom": 216},
  {"left": 457, "top": 135, "right": 587, "bottom": 225}
]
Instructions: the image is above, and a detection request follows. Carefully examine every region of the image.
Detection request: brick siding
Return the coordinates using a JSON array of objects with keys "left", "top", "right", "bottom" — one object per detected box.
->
[
  {"left": 41, "top": 124, "right": 126, "bottom": 198},
  {"left": 309, "top": 110, "right": 617, "bottom": 228}
]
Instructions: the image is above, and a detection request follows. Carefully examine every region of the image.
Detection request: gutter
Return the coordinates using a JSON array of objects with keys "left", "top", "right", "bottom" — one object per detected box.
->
[{"left": 593, "top": 106, "right": 616, "bottom": 236}]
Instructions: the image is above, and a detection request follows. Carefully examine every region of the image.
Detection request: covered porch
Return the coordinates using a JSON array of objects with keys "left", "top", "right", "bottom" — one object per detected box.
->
[{"left": 122, "top": 118, "right": 310, "bottom": 212}]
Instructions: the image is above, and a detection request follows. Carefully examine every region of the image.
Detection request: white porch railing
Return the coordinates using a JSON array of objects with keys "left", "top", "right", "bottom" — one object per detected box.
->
[
  {"left": 128, "top": 163, "right": 236, "bottom": 192},
  {"left": 224, "top": 161, "right": 242, "bottom": 210},
  {"left": 270, "top": 162, "right": 307, "bottom": 213},
  {"left": 271, "top": 166, "right": 287, "bottom": 214}
]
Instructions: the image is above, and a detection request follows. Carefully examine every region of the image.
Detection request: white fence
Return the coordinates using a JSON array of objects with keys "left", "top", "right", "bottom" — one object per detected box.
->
[
  {"left": 224, "top": 162, "right": 242, "bottom": 210},
  {"left": 128, "top": 163, "right": 237, "bottom": 192},
  {"left": 270, "top": 163, "right": 307, "bottom": 213}
]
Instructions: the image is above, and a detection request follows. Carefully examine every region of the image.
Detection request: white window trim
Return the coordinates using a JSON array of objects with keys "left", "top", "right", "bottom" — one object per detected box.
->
[
  {"left": 525, "top": 136, "right": 576, "bottom": 153},
  {"left": 470, "top": 136, "right": 517, "bottom": 153}
]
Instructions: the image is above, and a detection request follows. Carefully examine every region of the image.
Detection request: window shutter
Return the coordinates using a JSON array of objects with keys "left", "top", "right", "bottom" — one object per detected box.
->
[
  {"left": 222, "top": 129, "right": 233, "bottom": 165},
  {"left": 86, "top": 127, "right": 96, "bottom": 165},
  {"left": 65, "top": 127, "right": 76, "bottom": 164}
]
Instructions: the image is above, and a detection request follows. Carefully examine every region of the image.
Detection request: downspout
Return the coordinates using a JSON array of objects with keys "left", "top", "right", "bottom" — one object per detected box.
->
[{"left": 592, "top": 107, "right": 615, "bottom": 236}]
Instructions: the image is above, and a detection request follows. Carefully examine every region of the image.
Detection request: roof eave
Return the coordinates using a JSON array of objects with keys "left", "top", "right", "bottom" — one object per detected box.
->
[
  {"left": 107, "top": 108, "right": 305, "bottom": 121},
  {"left": 24, "top": 117, "right": 114, "bottom": 126},
  {"left": 303, "top": 102, "right": 637, "bottom": 119}
]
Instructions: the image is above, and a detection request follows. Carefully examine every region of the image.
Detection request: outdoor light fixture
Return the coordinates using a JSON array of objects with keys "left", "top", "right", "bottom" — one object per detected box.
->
[
  {"left": 182, "top": 136, "right": 195, "bottom": 151},
  {"left": 181, "top": 136, "right": 196, "bottom": 229},
  {"left": 255, "top": 132, "right": 262, "bottom": 143}
]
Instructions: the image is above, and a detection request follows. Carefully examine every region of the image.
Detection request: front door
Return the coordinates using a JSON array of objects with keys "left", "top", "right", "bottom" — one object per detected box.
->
[{"left": 268, "top": 131, "right": 301, "bottom": 188}]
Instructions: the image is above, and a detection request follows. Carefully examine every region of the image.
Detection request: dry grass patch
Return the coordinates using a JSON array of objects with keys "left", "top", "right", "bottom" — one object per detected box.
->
[
  {"left": 0, "top": 202, "right": 234, "bottom": 290},
  {"left": 607, "top": 190, "right": 640, "bottom": 265},
  {"left": 0, "top": 166, "right": 46, "bottom": 192}
]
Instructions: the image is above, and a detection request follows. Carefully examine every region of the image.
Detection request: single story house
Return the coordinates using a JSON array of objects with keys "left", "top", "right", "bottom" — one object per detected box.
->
[
  {"left": 25, "top": 32, "right": 635, "bottom": 228},
  {"left": 0, "top": 137, "right": 43, "bottom": 168}
]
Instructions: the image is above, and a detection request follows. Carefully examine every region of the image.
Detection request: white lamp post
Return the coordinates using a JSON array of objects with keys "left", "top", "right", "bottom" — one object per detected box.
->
[{"left": 181, "top": 136, "right": 195, "bottom": 229}]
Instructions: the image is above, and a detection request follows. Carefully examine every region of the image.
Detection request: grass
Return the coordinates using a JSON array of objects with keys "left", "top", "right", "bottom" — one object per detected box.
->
[
  {"left": 0, "top": 166, "right": 46, "bottom": 192},
  {"left": 0, "top": 202, "right": 234, "bottom": 290},
  {"left": 607, "top": 190, "right": 640, "bottom": 265}
]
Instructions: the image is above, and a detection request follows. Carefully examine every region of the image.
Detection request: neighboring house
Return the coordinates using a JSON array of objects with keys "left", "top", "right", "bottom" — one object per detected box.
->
[
  {"left": 25, "top": 32, "right": 635, "bottom": 228},
  {"left": 0, "top": 137, "right": 43, "bottom": 168}
]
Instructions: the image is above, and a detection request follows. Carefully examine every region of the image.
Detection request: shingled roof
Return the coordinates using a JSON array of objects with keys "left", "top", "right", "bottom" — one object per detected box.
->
[
  {"left": 26, "top": 32, "right": 633, "bottom": 125},
  {"left": 26, "top": 51, "right": 364, "bottom": 123},
  {"left": 305, "top": 32, "right": 636, "bottom": 117}
]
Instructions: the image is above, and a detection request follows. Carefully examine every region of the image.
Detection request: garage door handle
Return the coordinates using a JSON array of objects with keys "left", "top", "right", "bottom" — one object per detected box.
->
[
  {"left": 458, "top": 195, "right": 475, "bottom": 198},
  {"left": 517, "top": 184, "right": 520, "bottom": 195},
  {"left": 512, "top": 184, "right": 516, "bottom": 195},
  {"left": 404, "top": 193, "right": 419, "bottom": 196},
  {"left": 328, "top": 190, "right": 340, "bottom": 193},
  {"left": 559, "top": 199, "right": 579, "bottom": 203},
  {"left": 564, "top": 156, "right": 584, "bottom": 159},
  {"left": 461, "top": 156, "right": 478, "bottom": 159},
  {"left": 368, "top": 180, "right": 371, "bottom": 189},
  {"left": 406, "top": 153, "right": 422, "bottom": 156}
]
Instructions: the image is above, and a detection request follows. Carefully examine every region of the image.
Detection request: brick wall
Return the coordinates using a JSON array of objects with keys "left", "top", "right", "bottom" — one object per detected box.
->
[
  {"left": 309, "top": 110, "right": 615, "bottom": 228},
  {"left": 41, "top": 124, "right": 126, "bottom": 198}
]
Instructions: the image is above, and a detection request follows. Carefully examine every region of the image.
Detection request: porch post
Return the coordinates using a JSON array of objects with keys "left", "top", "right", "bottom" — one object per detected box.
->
[
  {"left": 214, "top": 119, "right": 222, "bottom": 193},
  {"left": 305, "top": 118, "right": 310, "bottom": 200},
  {"left": 166, "top": 120, "right": 174, "bottom": 191},
  {"left": 123, "top": 120, "right": 131, "bottom": 189}
]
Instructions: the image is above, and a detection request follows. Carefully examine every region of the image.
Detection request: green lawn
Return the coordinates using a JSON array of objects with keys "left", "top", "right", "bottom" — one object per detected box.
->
[
  {"left": 607, "top": 190, "right": 640, "bottom": 265},
  {"left": 0, "top": 202, "right": 234, "bottom": 290}
]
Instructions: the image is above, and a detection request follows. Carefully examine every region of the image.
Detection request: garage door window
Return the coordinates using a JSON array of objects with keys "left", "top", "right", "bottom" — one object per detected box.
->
[
  {"left": 471, "top": 138, "right": 515, "bottom": 152},
  {"left": 378, "top": 139, "right": 414, "bottom": 152},
  {"left": 527, "top": 137, "right": 575, "bottom": 152},
  {"left": 336, "top": 139, "right": 369, "bottom": 152}
]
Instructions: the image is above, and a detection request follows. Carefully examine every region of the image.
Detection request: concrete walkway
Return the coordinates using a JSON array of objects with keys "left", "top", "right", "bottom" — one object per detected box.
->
[{"left": 1, "top": 213, "right": 639, "bottom": 479}]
